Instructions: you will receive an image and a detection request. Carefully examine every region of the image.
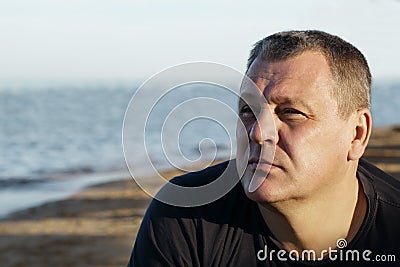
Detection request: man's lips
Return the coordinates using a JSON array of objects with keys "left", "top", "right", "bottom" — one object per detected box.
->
[
  {"left": 248, "top": 158, "right": 281, "bottom": 171},
  {"left": 246, "top": 158, "right": 281, "bottom": 192}
]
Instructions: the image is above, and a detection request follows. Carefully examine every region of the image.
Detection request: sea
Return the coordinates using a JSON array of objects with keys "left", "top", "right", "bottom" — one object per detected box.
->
[{"left": 0, "top": 80, "right": 399, "bottom": 217}]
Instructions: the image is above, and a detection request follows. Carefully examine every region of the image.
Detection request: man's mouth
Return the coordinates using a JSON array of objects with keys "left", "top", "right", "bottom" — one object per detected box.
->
[
  {"left": 246, "top": 157, "right": 281, "bottom": 192},
  {"left": 248, "top": 157, "right": 282, "bottom": 173}
]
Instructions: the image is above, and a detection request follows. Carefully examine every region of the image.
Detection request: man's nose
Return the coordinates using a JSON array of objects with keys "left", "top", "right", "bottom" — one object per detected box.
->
[{"left": 249, "top": 109, "right": 276, "bottom": 145}]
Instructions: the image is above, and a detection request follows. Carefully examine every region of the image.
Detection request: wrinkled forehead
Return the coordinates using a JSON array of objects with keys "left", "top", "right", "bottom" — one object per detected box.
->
[
  {"left": 243, "top": 53, "right": 332, "bottom": 90},
  {"left": 238, "top": 53, "right": 337, "bottom": 113}
]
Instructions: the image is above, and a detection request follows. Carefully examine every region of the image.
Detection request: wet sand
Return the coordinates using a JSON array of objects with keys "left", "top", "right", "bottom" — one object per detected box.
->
[{"left": 0, "top": 126, "right": 399, "bottom": 267}]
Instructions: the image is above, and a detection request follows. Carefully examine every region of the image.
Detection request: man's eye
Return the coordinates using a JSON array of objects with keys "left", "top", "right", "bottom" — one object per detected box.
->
[
  {"left": 282, "top": 109, "right": 301, "bottom": 114},
  {"left": 278, "top": 108, "right": 307, "bottom": 119},
  {"left": 239, "top": 105, "right": 255, "bottom": 118}
]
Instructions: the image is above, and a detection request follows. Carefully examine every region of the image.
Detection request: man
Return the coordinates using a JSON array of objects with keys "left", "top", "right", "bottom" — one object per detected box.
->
[{"left": 127, "top": 30, "right": 400, "bottom": 266}]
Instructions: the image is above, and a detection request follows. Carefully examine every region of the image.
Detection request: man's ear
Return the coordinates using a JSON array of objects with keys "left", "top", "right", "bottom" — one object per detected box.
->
[{"left": 348, "top": 108, "right": 372, "bottom": 161}]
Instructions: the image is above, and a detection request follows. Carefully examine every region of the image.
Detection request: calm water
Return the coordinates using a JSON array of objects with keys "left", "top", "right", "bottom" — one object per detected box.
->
[{"left": 0, "top": 80, "right": 399, "bottom": 216}]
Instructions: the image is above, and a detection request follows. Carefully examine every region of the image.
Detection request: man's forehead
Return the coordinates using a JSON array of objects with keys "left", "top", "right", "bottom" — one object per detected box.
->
[
  {"left": 247, "top": 52, "right": 330, "bottom": 78},
  {"left": 246, "top": 62, "right": 284, "bottom": 82},
  {"left": 239, "top": 72, "right": 300, "bottom": 98}
]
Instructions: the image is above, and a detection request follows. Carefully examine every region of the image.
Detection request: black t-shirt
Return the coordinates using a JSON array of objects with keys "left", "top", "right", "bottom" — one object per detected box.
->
[{"left": 127, "top": 158, "right": 400, "bottom": 266}]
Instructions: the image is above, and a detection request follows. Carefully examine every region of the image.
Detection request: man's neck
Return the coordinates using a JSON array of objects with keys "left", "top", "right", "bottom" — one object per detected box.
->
[{"left": 257, "top": 175, "right": 367, "bottom": 255}]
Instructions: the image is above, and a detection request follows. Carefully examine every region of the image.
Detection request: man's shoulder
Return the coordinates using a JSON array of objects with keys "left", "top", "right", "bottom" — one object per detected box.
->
[
  {"left": 130, "top": 161, "right": 239, "bottom": 267},
  {"left": 148, "top": 159, "right": 244, "bottom": 214},
  {"left": 131, "top": 161, "right": 263, "bottom": 267},
  {"left": 169, "top": 160, "right": 232, "bottom": 187},
  {"left": 139, "top": 159, "right": 254, "bottom": 240},
  {"left": 356, "top": 158, "right": 400, "bottom": 253},
  {"left": 358, "top": 158, "right": 400, "bottom": 207}
]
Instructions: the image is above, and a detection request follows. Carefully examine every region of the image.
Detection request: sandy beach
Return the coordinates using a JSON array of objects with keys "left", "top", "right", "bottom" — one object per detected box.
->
[{"left": 0, "top": 126, "right": 399, "bottom": 267}]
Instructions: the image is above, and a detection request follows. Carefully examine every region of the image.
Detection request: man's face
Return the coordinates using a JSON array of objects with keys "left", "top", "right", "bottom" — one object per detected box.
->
[{"left": 236, "top": 51, "right": 354, "bottom": 204}]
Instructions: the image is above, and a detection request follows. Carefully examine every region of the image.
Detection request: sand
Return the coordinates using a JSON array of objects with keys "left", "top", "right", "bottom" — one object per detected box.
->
[{"left": 0, "top": 126, "right": 399, "bottom": 267}]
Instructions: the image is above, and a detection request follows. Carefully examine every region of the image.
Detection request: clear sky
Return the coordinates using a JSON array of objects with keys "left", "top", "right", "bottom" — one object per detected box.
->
[{"left": 1, "top": 0, "right": 400, "bottom": 86}]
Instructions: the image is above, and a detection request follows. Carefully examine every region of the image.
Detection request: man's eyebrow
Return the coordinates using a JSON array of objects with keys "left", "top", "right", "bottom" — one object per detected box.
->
[
  {"left": 269, "top": 95, "right": 315, "bottom": 113},
  {"left": 238, "top": 92, "right": 265, "bottom": 105},
  {"left": 238, "top": 93, "right": 315, "bottom": 113}
]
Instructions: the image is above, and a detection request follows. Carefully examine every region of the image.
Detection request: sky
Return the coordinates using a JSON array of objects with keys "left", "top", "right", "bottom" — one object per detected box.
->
[{"left": 1, "top": 0, "right": 400, "bottom": 87}]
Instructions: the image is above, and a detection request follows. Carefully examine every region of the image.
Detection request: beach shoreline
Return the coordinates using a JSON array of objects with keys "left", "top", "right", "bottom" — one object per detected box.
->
[
  {"left": 0, "top": 126, "right": 399, "bottom": 267},
  {"left": 0, "top": 168, "right": 187, "bottom": 267}
]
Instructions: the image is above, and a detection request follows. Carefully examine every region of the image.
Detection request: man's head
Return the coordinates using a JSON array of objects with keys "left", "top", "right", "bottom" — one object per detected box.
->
[
  {"left": 246, "top": 30, "right": 371, "bottom": 119},
  {"left": 236, "top": 30, "right": 372, "bottom": 204}
]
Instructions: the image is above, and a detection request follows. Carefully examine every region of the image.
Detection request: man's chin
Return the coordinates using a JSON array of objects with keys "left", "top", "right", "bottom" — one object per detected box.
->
[
  {"left": 241, "top": 175, "right": 289, "bottom": 204},
  {"left": 241, "top": 166, "right": 270, "bottom": 192},
  {"left": 241, "top": 175, "right": 268, "bottom": 201}
]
